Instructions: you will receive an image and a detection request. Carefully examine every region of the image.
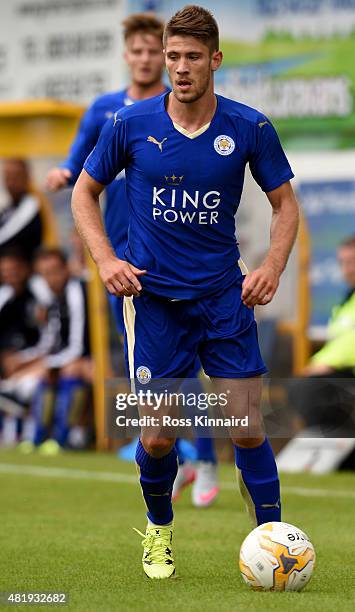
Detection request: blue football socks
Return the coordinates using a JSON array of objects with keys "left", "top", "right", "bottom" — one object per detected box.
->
[
  {"left": 234, "top": 438, "right": 281, "bottom": 525},
  {"left": 135, "top": 438, "right": 178, "bottom": 525},
  {"left": 52, "top": 378, "right": 87, "bottom": 447}
]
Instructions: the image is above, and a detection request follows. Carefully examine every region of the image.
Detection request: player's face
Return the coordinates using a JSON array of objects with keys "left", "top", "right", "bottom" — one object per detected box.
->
[
  {"left": 165, "top": 36, "right": 222, "bottom": 104},
  {"left": 124, "top": 33, "right": 164, "bottom": 87},
  {"left": 338, "top": 245, "right": 355, "bottom": 288},
  {"left": 36, "top": 256, "right": 69, "bottom": 295}
]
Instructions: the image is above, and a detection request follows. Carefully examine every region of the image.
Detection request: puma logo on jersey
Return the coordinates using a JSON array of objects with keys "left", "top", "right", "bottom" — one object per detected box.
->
[
  {"left": 147, "top": 136, "right": 167, "bottom": 152},
  {"left": 113, "top": 112, "right": 122, "bottom": 127},
  {"left": 258, "top": 121, "right": 270, "bottom": 128}
]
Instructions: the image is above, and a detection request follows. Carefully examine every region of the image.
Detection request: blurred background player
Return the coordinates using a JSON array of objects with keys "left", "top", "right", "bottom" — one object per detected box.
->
[
  {"left": 45, "top": 11, "right": 218, "bottom": 505},
  {"left": 0, "top": 159, "right": 43, "bottom": 261},
  {"left": 46, "top": 12, "right": 167, "bottom": 284}
]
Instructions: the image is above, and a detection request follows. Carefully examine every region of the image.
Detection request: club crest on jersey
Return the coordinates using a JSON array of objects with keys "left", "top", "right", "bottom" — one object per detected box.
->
[
  {"left": 214, "top": 135, "right": 235, "bottom": 156},
  {"left": 136, "top": 366, "right": 151, "bottom": 384}
]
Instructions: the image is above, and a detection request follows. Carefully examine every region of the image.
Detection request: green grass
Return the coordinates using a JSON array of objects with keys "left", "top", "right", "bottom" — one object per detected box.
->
[{"left": 0, "top": 449, "right": 354, "bottom": 611}]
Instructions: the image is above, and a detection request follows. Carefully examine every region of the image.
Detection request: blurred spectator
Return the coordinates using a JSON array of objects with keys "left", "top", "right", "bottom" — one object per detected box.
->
[
  {"left": 0, "top": 159, "right": 43, "bottom": 261},
  {"left": 0, "top": 248, "right": 92, "bottom": 450},
  {"left": 0, "top": 250, "right": 46, "bottom": 372},
  {"left": 290, "top": 235, "right": 355, "bottom": 433},
  {"left": 0, "top": 249, "right": 49, "bottom": 443},
  {"left": 304, "top": 235, "right": 355, "bottom": 376},
  {"left": 29, "top": 247, "right": 92, "bottom": 452}
]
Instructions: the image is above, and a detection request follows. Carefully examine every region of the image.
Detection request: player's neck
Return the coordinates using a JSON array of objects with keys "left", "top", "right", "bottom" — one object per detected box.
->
[
  {"left": 166, "top": 90, "right": 217, "bottom": 133},
  {"left": 126, "top": 81, "right": 166, "bottom": 101}
]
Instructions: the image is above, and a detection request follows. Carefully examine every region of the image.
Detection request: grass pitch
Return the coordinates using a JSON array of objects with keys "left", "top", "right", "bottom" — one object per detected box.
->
[{"left": 0, "top": 449, "right": 354, "bottom": 611}]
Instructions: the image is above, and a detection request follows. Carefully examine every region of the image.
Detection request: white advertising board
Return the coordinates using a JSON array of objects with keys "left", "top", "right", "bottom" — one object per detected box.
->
[{"left": 0, "top": 0, "right": 126, "bottom": 103}]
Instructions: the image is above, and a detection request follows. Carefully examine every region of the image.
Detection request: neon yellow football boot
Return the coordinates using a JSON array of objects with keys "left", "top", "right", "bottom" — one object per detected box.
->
[{"left": 134, "top": 524, "right": 175, "bottom": 579}]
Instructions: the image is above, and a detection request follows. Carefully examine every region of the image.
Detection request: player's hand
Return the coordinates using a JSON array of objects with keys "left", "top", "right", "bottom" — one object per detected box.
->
[
  {"left": 241, "top": 264, "right": 280, "bottom": 308},
  {"left": 46, "top": 167, "right": 72, "bottom": 191},
  {"left": 98, "top": 256, "right": 147, "bottom": 297}
]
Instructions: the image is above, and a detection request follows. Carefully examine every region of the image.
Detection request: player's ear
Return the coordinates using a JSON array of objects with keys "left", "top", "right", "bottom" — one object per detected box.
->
[{"left": 211, "top": 50, "right": 223, "bottom": 72}]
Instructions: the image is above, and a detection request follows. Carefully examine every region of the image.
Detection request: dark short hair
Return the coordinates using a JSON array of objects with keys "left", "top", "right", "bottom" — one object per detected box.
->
[
  {"left": 163, "top": 5, "right": 219, "bottom": 53},
  {"left": 122, "top": 12, "right": 165, "bottom": 42},
  {"left": 0, "top": 246, "right": 29, "bottom": 264},
  {"left": 34, "top": 247, "right": 68, "bottom": 266},
  {"left": 339, "top": 236, "right": 355, "bottom": 249},
  {"left": 3, "top": 158, "right": 30, "bottom": 174}
]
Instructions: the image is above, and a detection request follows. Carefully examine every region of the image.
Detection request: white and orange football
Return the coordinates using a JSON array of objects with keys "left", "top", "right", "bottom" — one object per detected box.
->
[{"left": 239, "top": 522, "right": 316, "bottom": 592}]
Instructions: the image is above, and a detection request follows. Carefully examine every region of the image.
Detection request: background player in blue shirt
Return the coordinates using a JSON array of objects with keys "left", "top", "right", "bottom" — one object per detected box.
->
[
  {"left": 72, "top": 5, "right": 299, "bottom": 580},
  {"left": 46, "top": 11, "right": 219, "bottom": 504},
  {"left": 46, "top": 12, "right": 167, "bottom": 290}
]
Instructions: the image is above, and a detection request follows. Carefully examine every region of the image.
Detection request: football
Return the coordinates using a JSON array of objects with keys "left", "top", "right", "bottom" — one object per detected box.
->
[{"left": 239, "top": 522, "right": 316, "bottom": 592}]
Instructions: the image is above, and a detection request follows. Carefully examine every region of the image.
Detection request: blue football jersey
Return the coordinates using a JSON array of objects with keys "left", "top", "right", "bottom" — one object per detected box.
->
[
  {"left": 84, "top": 92, "right": 294, "bottom": 299},
  {"left": 62, "top": 89, "right": 133, "bottom": 257}
]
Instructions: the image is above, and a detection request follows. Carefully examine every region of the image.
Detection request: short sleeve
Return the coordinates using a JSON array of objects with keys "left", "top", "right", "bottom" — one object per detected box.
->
[
  {"left": 61, "top": 104, "right": 101, "bottom": 183},
  {"left": 84, "top": 111, "right": 127, "bottom": 185},
  {"left": 249, "top": 117, "right": 294, "bottom": 193}
]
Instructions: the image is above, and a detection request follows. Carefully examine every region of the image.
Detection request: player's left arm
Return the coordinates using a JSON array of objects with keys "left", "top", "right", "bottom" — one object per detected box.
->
[{"left": 241, "top": 180, "right": 299, "bottom": 308}]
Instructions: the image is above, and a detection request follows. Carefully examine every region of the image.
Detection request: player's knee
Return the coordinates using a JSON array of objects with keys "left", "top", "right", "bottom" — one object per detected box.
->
[
  {"left": 141, "top": 436, "right": 175, "bottom": 457},
  {"left": 233, "top": 436, "right": 265, "bottom": 449}
]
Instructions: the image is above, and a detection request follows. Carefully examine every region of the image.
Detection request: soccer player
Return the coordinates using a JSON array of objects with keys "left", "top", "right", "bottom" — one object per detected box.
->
[
  {"left": 46, "top": 12, "right": 167, "bottom": 293},
  {"left": 46, "top": 10, "right": 218, "bottom": 502},
  {"left": 72, "top": 5, "right": 299, "bottom": 580}
]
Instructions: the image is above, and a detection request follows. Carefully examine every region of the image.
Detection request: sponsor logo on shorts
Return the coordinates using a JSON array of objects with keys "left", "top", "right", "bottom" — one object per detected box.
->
[
  {"left": 214, "top": 134, "right": 235, "bottom": 156},
  {"left": 136, "top": 366, "right": 152, "bottom": 384}
]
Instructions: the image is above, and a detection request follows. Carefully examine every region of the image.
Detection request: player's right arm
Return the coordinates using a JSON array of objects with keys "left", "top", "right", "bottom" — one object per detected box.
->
[
  {"left": 46, "top": 105, "right": 100, "bottom": 191},
  {"left": 71, "top": 114, "right": 146, "bottom": 297},
  {"left": 72, "top": 171, "right": 145, "bottom": 297}
]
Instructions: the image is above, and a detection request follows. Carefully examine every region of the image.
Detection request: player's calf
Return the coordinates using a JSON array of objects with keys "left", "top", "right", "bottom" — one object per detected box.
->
[
  {"left": 135, "top": 438, "right": 178, "bottom": 578},
  {"left": 234, "top": 437, "right": 281, "bottom": 526}
]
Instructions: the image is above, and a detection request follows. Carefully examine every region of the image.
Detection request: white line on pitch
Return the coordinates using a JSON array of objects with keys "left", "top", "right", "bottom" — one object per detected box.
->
[
  {"left": 0, "top": 462, "right": 355, "bottom": 500},
  {"left": 0, "top": 463, "right": 136, "bottom": 483}
]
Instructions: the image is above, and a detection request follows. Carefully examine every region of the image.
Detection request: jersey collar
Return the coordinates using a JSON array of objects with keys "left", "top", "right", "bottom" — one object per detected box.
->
[{"left": 161, "top": 92, "right": 220, "bottom": 139}]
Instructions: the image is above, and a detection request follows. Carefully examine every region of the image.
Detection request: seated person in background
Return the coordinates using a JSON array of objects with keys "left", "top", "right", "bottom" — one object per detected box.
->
[
  {"left": 0, "top": 249, "right": 49, "bottom": 442},
  {"left": 0, "top": 159, "right": 43, "bottom": 261},
  {"left": 291, "top": 235, "right": 355, "bottom": 433},
  {"left": 0, "top": 249, "right": 47, "bottom": 373},
  {"left": 30, "top": 247, "right": 92, "bottom": 451},
  {"left": 304, "top": 235, "right": 355, "bottom": 377}
]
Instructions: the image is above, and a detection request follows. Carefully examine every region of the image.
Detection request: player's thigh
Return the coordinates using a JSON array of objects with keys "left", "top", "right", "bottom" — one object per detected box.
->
[
  {"left": 200, "top": 323, "right": 266, "bottom": 379},
  {"left": 211, "top": 375, "right": 265, "bottom": 443},
  {"left": 123, "top": 292, "right": 199, "bottom": 380}
]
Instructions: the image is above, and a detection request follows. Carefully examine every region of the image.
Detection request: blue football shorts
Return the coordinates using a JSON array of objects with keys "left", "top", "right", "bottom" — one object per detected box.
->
[
  {"left": 123, "top": 279, "right": 266, "bottom": 383},
  {"left": 108, "top": 293, "right": 125, "bottom": 335}
]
